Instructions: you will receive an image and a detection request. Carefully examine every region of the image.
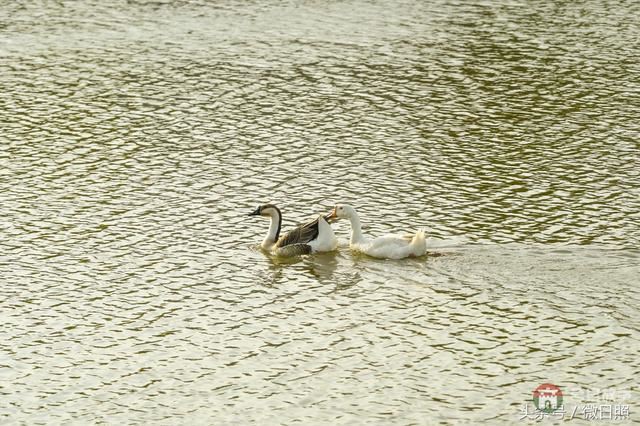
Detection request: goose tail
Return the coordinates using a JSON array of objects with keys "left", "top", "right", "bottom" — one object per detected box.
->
[{"left": 410, "top": 229, "right": 427, "bottom": 254}]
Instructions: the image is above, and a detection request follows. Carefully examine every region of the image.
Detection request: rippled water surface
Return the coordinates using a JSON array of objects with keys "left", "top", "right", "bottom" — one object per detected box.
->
[{"left": 2, "top": 0, "right": 639, "bottom": 424}]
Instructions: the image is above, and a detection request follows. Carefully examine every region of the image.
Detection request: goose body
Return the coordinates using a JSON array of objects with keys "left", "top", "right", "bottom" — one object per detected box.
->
[
  {"left": 248, "top": 204, "right": 338, "bottom": 256},
  {"left": 329, "top": 204, "right": 427, "bottom": 259}
]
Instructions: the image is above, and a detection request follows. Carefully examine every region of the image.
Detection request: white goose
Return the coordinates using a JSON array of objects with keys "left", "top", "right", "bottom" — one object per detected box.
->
[
  {"left": 328, "top": 204, "right": 427, "bottom": 259},
  {"left": 248, "top": 204, "right": 338, "bottom": 256}
]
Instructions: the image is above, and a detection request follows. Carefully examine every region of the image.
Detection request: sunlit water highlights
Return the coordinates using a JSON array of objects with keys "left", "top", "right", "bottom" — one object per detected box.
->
[{"left": 1, "top": 0, "right": 639, "bottom": 424}]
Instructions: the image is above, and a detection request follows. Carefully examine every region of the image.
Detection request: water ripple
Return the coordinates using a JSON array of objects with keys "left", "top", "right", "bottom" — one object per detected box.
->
[{"left": 2, "top": 0, "right": 639, "bottom": 424}]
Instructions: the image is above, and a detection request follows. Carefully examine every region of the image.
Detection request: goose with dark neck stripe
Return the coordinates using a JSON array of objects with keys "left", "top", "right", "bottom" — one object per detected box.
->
[{"left": 248, "top": 204, "right": 338, "bottom": 256}]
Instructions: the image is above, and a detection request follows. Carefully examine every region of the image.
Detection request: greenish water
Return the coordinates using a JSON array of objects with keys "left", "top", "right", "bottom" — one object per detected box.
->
[{"left": 1, "top": 0, "right": 639, "bottom": 424}]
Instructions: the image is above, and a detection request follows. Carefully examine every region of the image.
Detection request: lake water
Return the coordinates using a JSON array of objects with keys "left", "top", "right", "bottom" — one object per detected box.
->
[{"left": 1, "top": 0, "right": 639, "bottom": 424}]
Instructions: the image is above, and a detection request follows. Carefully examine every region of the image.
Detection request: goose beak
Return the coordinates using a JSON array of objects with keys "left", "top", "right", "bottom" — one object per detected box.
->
[
  {"left": 325, "top": 207, "right": 338, "bottom": 223},
  {"left": 248, "top": 207, "right": 260, "bottom": 216}
]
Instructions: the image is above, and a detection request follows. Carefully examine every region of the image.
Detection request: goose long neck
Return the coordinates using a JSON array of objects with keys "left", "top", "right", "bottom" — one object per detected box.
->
[
  {"left": 264, "top": 207, "right": 282, "bottom": 247},
  {"left": 348, "top": 211, "right": 365, "bottom": 245}
]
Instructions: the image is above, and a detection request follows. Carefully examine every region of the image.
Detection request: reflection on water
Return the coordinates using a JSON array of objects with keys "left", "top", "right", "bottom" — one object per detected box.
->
[{"left": 1, "top": 0, "right": 639, "bottom": 423}]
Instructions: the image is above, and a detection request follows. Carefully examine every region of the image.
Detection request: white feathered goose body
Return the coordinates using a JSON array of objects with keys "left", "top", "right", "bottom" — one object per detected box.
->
[{"left": 329, "top": 204, "right": 427, "bottom": 259}]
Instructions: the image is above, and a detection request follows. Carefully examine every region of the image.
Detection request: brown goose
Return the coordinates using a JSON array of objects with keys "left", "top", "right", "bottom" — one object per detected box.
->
[{"left": 248, "top": 204, "right": 337, "bottom": 256}]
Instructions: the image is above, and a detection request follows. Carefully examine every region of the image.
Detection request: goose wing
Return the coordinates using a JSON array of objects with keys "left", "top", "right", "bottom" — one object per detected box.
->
[
  {"left": 275, "top": 213, "right": 332, "bottom": 248},
  {"left": 274, "top": 217, "right": 320, "bottom": 248}
]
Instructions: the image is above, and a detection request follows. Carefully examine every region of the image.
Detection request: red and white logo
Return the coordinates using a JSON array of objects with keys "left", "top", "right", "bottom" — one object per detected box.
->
[{"left": 533, "top": 383, "right": 563, "bottom": 413}]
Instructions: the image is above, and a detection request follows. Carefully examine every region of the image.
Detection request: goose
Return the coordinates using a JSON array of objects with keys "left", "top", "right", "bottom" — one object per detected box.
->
[
  {"left": 248, "top": 204, "right": 338, "bottom": 256},
  {"left": 328, "top": 204, "right": 427, "bottom": 259}
]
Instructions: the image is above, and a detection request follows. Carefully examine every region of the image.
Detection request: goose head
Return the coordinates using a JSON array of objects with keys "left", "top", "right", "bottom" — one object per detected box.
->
[
  {"left": 329, "top": 204, "right": 357, "bottom": 220},
  {"left": 248, "top": 204, "right": 281, "bottom": 218}
]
